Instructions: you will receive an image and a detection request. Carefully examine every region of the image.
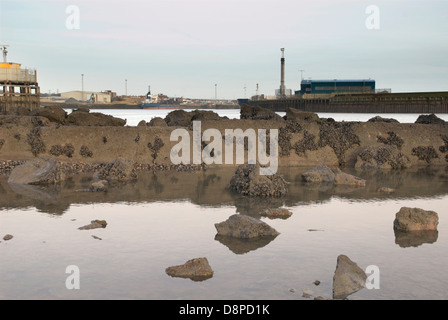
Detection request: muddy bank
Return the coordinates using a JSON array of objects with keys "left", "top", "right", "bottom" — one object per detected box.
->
[{"left": 0, "top": 106, "right": 447, "bottom": 169}]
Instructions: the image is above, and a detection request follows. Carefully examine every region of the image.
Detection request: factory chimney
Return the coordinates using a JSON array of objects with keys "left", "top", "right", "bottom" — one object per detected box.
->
[{"left": 280, "top": 48, "right": 285, "bottom": 97}]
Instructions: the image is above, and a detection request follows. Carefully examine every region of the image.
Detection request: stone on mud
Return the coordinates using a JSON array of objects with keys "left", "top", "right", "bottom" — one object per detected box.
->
[
  {"left": 8, "top": 158, "right": 64, "bottom": 185},
  {"left": 66, "top": 109, "right": 126, "bottom": 126},
  {"left": 214, "top": 214, "right": 280, "bottom": 239},
  {"left": 286, "top": 108, "right": 319, "bottom": 122},
  {"left": 33, "top": 105, "right": 67, "bottom": 124},
  {"left": 240, "top": 104, "right": 284, "bottom": 121}
]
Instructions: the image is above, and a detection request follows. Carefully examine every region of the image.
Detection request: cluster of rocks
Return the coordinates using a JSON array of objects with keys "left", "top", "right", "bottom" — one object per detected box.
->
[
  {"left": 0, "top": 160, "right": 26, "bottom": 175},
  {"left": 229, "top": 164, "right": 288, "bottom": 197}
]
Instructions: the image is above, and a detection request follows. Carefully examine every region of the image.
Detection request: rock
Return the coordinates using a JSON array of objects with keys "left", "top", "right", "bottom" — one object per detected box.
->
[
  {"left": 78, "top": 220, "right": 108, "bottom": 230},
  {"left": 367, "top": 116, "right": 399, "bottom": 123},
  {"left": 230, "top": 164, "right": 288, "bottom": 198},
  {"left": 164, "top": 110, "right": 221, "bottom": 126},
  {"left": 301, "top": 164, "right": 336, "bottom": 183},
  {"left": 355, "top": 145, "right": 410, "bottom": 170},
  {"left": 96, "top": 158, "right": 135, "bottom": 182},
  {"left": 286, "top": 108, "right": 319, "bottom": 122},
  {"left": 260, "top": 208, "right": 292, "bottom": 219},
  {"left": 137, "top": 120, "right": 147, "bottom": 127},
  {"left": 3, "top": 234, "right": 13, "bottom": 241},
  {"left": 332, "top": 255, "right": 367, "bottom": 300},
  {"left": 333, "top": 169, "right": 366, "bottom": 187},
  {"left": 378, "top": 187, "right": 395, "bottom": 194},
  {"left": 214, "top": 214, "right": 280, "bottom": 239},
  {"left": 148, "top": 117, "right": 168, "bottom": 127},
  {"left": 8, "top": 158, "right": 64, "bottom": 185},
  {"left": 90, "top": 180, "right": 107, "bottom": 192},
  {"left": 415, "top": 114, "right": 446, "bottom": 125},
  {"left": 301, "top": 164, "right": 366, "bottom": 187},
  {"left": 164, "top": 110, "right": 193, "bottom": 126},
  {"left": 314, "top": 296, "right": 326, "bottom": 300},
  {"left": 393, "top": 207, "right": 439, "bottom": 232},
  {"left": 190, "top": 110, "right": 222, "bottom": 121},
  {"left": 165, "top": 257, "right": 214, "bottom": 282},
  {"left": 302, "top": 289, "right": 313, "bottom": 299},
  {"left": 66, "top": 109, "right": 126, "bottom": 126},
  {"left": 33, "top": 105, "right": 67, "bottom": 124},
  {"left": 240, "top": 104, "right": 284, "bottom": 121},
  {"left": 314, "top": 280, "right": 321, "bottom": 286}
]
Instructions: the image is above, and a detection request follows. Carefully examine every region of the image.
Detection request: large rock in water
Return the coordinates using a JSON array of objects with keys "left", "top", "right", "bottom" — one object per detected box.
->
[
  {"left": 333, "top": 255, "right": 367, "bottom": 300},
  {"left": 214, "top": 214, "right": 280, "bottom": 239},
  {"left": 165, "top": 258, "right": 214, "bottom": 282},
  {"left": 301, "top": 164, "right": 366, "bottom": 187},
  {"left": 393, "top": 207, "right": 439, "bottom": 232},
  {"left": 230, "top": 164, "right": 288, "bottom": 197},
  {"left": 66, "top": 109, "right": 126, "bottom": 126},
  {"left": 8, "top": 158, "right": 64, "bottom": 185}
]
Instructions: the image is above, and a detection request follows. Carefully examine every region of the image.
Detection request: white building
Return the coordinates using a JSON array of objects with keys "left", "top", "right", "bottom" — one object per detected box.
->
[{"left": 61, "top": 91, "right": 111, "bottom": 103}]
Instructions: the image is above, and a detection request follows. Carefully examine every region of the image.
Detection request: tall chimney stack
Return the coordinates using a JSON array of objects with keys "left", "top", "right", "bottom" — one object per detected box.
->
[{"left": 280, "top": 48, "right": 285, "bottom": 97}]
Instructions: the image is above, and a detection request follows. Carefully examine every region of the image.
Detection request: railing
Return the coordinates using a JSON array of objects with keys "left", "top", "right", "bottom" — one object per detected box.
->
[{"left": 0, "top": 68, "right": 37, "bottom": 83}]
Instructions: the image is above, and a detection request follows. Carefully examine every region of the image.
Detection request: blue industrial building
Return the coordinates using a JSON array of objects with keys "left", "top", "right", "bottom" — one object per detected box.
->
[{"left": 296, "top": 79, "right": 376, "bottom": 95}]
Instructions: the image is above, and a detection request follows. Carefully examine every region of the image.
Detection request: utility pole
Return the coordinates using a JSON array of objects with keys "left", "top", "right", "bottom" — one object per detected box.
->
[
  {"left": 244, "top": 84, "right": 247, "bottom": 98},
  {"left": 215, "top": 83, "right": 217, "bottom": 102},
  {"left": 81, "top": 74, "right": 84, "bottom": 102},
  {"left": 125, "top": 79, "right": 128, "bottom": 96}
]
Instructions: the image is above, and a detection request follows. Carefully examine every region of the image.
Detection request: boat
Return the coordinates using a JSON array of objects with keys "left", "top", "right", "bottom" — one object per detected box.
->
[
  {"left": 237, "top": 98, "right": 250, "bottom": 106},
  {"left": 140, "top": 87, "right": 181, "bottom": 109}
]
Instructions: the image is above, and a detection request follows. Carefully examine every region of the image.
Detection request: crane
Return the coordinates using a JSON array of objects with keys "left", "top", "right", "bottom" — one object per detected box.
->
[{"left": 0, "top": 45, "right": 9, "bottom": 62}]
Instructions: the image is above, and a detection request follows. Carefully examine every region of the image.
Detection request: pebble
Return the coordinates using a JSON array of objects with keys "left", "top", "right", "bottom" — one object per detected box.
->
[{"left": 3, "top": 234, "right": 13, "bottom": 241}]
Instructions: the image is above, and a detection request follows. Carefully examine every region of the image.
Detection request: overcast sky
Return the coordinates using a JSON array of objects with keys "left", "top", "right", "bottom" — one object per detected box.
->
[{"left": 1, "top": 0, "right": 447, "bottom": 99}]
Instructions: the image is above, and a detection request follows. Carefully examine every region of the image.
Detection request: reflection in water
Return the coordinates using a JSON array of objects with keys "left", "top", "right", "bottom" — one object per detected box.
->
[
  {"left": 214, "top": 234, "right": 278, "bottom": 255},
  {"left": 1, "top": 166, "right": 448, "bottom": 216},
  {"left": 394, "top": 230, "right": 439, "bottom": 248}
]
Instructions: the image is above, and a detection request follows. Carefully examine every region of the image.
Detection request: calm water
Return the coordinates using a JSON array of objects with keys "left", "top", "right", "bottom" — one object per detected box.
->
[
  {"left": 1, "top": 167, "right": 448, "bottom": 300},
  {"left": 67, "top": 108, "right": 448, "bottom": 127}
]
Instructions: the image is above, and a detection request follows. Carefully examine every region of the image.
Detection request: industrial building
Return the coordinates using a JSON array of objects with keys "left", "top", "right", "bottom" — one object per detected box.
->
[
  {"left": 61, "top": 91, "right": 112, "bottom": 103},
  {"left": 0, "top": 45, "right": 40, "bottom": 113},
  {"left": 297, "top": 79, "right": 376, "bottom": 95}
]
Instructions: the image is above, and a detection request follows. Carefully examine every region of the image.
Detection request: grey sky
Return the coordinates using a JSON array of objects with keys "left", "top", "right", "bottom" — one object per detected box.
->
[{"left": 1, "top": 0, "right": 447, "bottom": 99}]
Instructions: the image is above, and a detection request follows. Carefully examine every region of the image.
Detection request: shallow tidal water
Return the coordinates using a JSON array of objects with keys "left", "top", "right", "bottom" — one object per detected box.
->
[{"left": 1, "top": 166, "right": 447, "bottom": 300}]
